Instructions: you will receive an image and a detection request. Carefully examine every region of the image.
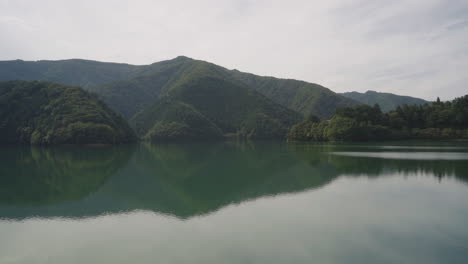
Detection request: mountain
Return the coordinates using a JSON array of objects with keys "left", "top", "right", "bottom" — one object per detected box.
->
[
  {"left": 93, "top": 56, "right": 202, "bottom": 119},
  {"left": 0, "top": 81, "right": 136, "bottom": 145},
  {"left": 0, "top": 57, "right": 359, "bottom": 120},
  {"left": 130, "top": 61, "right": 302, "bottom": 139},
  {"left": 340, "top": 90, "right": 429, "bottom": 112}
]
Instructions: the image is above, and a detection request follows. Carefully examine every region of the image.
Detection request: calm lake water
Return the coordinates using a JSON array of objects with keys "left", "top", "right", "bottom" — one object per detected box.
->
[{"left": 0, "top": 141, "right": 467, "bottom": 264}]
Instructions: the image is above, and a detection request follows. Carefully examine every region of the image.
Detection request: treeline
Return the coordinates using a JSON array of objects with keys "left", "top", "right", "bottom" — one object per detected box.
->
[{"left": 288, "top": 95, "right": 468, "bottom": 141}]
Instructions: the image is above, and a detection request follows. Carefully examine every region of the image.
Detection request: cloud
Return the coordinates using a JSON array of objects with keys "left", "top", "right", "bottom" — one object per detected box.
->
[{"left": 0, "top": 0, "right": 467, "bottom": 100}]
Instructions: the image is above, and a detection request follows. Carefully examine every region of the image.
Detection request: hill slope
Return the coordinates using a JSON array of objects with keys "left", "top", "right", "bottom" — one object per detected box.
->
[
  {"left": 230, "top": 70, "right": 359, "bottom": 119},
  {"left": 341, "top": 90, "right": 429, "bottom": 112},
  {"left": 93, "top": 56, "right": 201, "bottom": 119},
  {"left": 131, "top": 62, "right": 302, "bottom": 140},
  {"left": 0, "top": 81, "right": 136, "bottom": 145}
]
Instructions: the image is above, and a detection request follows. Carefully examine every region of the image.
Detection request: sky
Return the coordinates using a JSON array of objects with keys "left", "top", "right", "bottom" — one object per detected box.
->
[{"left": 1, "top": 0, "right": 467, "bottom": 100}]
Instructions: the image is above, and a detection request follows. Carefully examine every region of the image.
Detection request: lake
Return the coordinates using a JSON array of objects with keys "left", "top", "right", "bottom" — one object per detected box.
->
[{"left": 0, "top": 141, "right": 467, "bottom": 264}]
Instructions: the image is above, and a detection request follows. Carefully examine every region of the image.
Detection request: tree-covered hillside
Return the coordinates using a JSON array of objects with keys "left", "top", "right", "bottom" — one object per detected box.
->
[
  {"left": 131, "top": 63, "right": 302, "bottom": 140},
  {"left": 288, "top": 95, "right": 468, "bottom": 142},
  {"left": 341, "top": 90, "right": 429, "bottom": 112},
  {"left": 93, "top": 56, "right": 203, "bottom": 119},
  {"left": 0, "top": 81, "right": 136, "bottom": 145},
  {"left": 230, "top": 70, "right": 359, "bottom": 119}
]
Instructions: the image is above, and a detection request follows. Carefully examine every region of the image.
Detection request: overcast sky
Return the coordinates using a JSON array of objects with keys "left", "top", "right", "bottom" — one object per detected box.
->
[{"left": 1, "top": 0, "right": 467, "bottom": 100}]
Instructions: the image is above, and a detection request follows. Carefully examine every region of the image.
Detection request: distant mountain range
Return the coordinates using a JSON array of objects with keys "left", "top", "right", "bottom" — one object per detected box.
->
[
  {"left": 341, "top": 90, "right": 429, "bottom": 112},
  {"left": 0, "top": 57, "right": 356, "bottom": 140},
  {"left": 0, "top": 56, "right": 431, "bottom": 142},
  {"left": 0, "top": 57, "right": 361, "bottom": 117}
]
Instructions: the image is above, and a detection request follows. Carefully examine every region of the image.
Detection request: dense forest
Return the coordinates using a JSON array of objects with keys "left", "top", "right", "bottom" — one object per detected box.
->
[
  {"left": 0, "top": 81, "right": 136, "bottom": 145},
  {"left": 288, "top": 95, "right": 468, "bottom": 141},
  {"left": 340, "top": 90, "right": 429, "bottom": 112}
]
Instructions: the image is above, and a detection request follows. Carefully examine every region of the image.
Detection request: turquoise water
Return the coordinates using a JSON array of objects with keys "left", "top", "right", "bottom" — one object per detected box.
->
[{"left": 0, "top": 142, "right": 467, "bottom": 263}]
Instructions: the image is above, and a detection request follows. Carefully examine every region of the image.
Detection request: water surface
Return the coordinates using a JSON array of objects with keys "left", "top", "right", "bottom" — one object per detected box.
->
[{"left": 0, "top": 141, "right": 467, "bottom": 263}]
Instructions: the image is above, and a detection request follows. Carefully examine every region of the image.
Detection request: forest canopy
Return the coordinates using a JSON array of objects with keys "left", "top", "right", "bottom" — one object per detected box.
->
[{"left": 288, "top": 95, "right": 468, "bottom": 142}]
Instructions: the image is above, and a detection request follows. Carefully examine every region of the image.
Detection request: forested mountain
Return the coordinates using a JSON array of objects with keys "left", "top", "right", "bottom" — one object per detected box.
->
[
  {"left": 340, "top": 90, "right": 429, "bottom": 112},
  {"left": 4, "top": 56, "right": 462, "bottom": 141},
  {"left": 130, "top": 62, "right": 302, "bottom": 140},
  {"left": 93, "top": 56, "right": 203, "bottom": 119},
  {"left": 0, "top": 81, "right": 135, "bottom": 145},
  {"left": 0, "top": 56, "right": 359, "bottom": 121},
  {"left": 288, "top": 95, "right": 468, "bottom": 142}
]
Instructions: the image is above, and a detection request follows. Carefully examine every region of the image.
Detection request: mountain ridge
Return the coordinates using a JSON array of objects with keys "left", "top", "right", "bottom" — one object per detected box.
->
[
  {"left": 130, "top": 62, "right": 302, "bottom": 139},
  {"left": 341, "top": 90, "right": 429, "bottom": 112},
  {"left": 0, "top": 56, "right": 360, "bottom": 120}
]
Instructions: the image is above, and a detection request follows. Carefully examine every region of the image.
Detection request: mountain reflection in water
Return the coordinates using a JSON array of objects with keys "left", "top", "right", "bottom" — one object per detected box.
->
[{"left": 0, "top": 142, "right": 467, "bottom": 220}]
